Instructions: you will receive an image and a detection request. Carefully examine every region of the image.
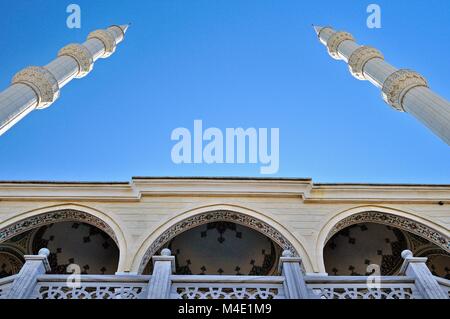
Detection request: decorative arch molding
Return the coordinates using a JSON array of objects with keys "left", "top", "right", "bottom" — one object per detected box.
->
[
  {"left": 415, "top": 246, "right": 450, "bottom": 258},
  {"left": 0, "top": 204, "right": 128, "bottom": 272},
  {"left": 134, "top": 205, "right": 310, "bottom": 274},
  {"left": 316, "top": 205, "right": 450, "bottom": 273},
  {"left": 0, "top": 209, "right": 118, "bottom": 244},
  {"left": 325, "top": 211, "right": 449, "bottom": 251}
]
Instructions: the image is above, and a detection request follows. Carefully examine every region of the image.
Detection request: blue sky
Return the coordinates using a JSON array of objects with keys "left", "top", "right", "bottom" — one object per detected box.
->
[{"left": 0, "top": 0, "right": 449, "bottom": 183}]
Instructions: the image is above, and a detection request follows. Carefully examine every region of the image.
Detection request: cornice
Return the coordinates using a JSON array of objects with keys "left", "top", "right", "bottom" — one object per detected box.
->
[
  {"left": 0, "top": 183, "right": 138, "bottom": 202},
  {"left": 306, "top": 184, "right": 450, "bottom": 203},
  {"left": 0, "top": 178, "right": 449, "bottom": 203},
  {"left": 132, "top": 178, "right": 312, "bottom": 198}
]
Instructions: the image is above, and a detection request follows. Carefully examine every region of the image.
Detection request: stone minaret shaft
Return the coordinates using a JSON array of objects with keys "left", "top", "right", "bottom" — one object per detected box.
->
[
  {"left": 0, "top": 24, "right": 129, "bottom": 136},
  {"left": 314, "top": 26, "right": 450, "bottom": 145}
]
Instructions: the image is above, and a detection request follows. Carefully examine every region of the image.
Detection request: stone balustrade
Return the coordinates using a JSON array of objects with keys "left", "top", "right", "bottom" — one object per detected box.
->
[{"left": 0, "top": 248, "right": 448, "bottom": 299}]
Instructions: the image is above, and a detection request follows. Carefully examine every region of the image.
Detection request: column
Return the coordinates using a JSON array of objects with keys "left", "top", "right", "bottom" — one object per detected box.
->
[
  {"left": 0, "top": 24, "right": 129, "bottom": 136},
  {"left": 278, "top": 250, "right": 312, "bottom": 299},
  {"left": 146, "top": 248, "right": 175, "bottom": 299},
  {"left": 6, "top": 248, "right": 51, "bottom": 299},
  {"left": 314, "top": 25, "right": 450, "bottom": 145},
  {"left": 399, "top": 250, "right": 448, "bottom": 299}
]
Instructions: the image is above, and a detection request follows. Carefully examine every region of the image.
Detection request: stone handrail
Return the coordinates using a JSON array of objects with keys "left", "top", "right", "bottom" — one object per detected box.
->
[
  {"left": 0, "top": 275, "right": 17, "bottom": 299},
  {"left": 305, "top": 275, "right": 416, "bottom": 283},
  {"left": 2, "top": 248, "right": 448, "bottom": 299},
  {"left": 171, "top": 275, "right": 285, "bottom": 283},
  {"left": 36, "top": 274, "right": 150, "bottom": 282},
  {"left": 434, "top": 276, "right": 450, "bottom": 298},
  {"left": 170, "top": 275, "right": 286, "bottom": 299}
]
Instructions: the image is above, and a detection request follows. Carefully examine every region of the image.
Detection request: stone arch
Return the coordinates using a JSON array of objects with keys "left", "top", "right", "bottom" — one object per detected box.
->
[
  {"left": 132, "top": 204, "right": 312, "bottom": 273},
  {"left": 316, "top": 205, "right": 450, "bottom": 273},
  {"left": 0, "top": 245, "right": 24, "bottom": 277},
  {"left": 0, "top": 204, "right": 127, "bottom": 272}
]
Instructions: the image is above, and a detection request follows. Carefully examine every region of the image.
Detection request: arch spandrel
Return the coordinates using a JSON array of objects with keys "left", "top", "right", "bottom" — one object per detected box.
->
[{"left": 132, "top": 206, "right": 312, "bottom": 274}]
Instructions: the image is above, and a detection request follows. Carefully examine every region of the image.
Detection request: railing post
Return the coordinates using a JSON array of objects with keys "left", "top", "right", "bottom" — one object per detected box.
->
[
  {"left": 146, "top": 248, "right": 175, "bottom": 299},
  {"left": 399, "top": 250, "right": 447, "bottom": 299},
  {"left": 278, "top": 250, "right": 312, "bottom": 299},
  {"left": 6, "top": 248, "right": 51, "bottom": 299}
]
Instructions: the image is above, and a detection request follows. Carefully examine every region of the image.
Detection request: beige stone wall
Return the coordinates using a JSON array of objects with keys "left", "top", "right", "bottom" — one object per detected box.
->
[{"left": 0, "top": 178, "right": 448, "bottom": 274}]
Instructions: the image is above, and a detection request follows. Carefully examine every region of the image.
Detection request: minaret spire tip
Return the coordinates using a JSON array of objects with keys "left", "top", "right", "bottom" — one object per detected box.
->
[
  {"left": 312, "top": 24, "right": 325, "bottom": 36},
  {"left": 119, "top": 23, "right": 130, "bottom": 34}
]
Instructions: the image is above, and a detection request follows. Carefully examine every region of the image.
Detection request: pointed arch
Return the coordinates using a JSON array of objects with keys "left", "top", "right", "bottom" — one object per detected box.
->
[
  {"left": 131, "top": 204, "right": 312, "bottom": 273},
  {"left": 0, "top": 204, "right": 127, "bottom": 272},
  {"left": 315, "top": 205, "right": 450, "bottom": 273}
]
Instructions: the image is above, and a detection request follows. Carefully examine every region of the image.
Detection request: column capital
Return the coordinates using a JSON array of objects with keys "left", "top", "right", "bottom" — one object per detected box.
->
[
  {"left": 88, "top": 29, "right": 117, "bottom": 58},
  {"left": 277, "top": 250, "right": 303, "bottom": 273},
  {"left": 326, "top": 31, "right": 355, "bottom": 60},
  {"left": 11, "top": 66, "right": 60, "bottom": 109},
  {"left": 152, "top": 248, "right": 176, "bottom": 273},
  {"left": 24, "top": 248, "right": 51, "bottom": 272},
  {"left": 382, "top": 69, "right": 428, "bottom": 112},
  {"left": 348, "top": 46, "right": 384, "bottom": 80},
  {"left": 58, "top": 44, "right": 94, "bottom": 78},
  {"left": 398, "top": 250, "right": 428, "bottom": 274}
]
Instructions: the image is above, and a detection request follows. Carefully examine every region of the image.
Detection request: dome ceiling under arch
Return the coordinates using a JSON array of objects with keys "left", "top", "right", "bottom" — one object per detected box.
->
[
  {"left": 0, "top": 221, "right": 119, "bottom": 278},
  {"left": 167, "top": 221, "right": 282, "bottom": 276},
  {"left": 324, "top": 222, "right": 450, "bottom": 278}
]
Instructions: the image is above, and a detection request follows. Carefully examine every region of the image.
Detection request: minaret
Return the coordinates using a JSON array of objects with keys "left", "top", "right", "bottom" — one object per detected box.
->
[
  {"left": 0, "top": 24, "right": 129, "bottom": 136},
  {"left": 313, "top": 25, "right": 450, "bottom": 146}
]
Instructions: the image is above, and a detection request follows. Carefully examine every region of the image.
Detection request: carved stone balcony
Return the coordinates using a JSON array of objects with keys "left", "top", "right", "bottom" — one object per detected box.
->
[{"left": 0, "top": 249, "right": 448, "bottom": 299}]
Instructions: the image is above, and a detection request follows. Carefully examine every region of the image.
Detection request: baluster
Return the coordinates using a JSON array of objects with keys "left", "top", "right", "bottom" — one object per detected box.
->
[
  {"left": 278, "top": 250, "right": 313, "bottom": 299},
  {"left": 6, "top": 248, "right": 51, "bottom": 299},
  {"left": 146, "top": 248, "right": 175, "bottom": 299},
  {"left": 399, "top": 250, "right": 448, "bottom": 299}
]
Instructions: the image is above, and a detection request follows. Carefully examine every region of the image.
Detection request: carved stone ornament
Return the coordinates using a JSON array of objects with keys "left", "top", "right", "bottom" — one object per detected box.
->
[
  {"left": 382, "top": 69, "right": 428, "bottom": 111},
  {"left": 348, "top": 46, "right": 384, "bottom": 80},
  {"left": 0, "top": 209, "right": 118, "bottom": 246},
  {"left": 326, "top": 31, "right": 355, "bottom": 60},
  {"left": 138, "top": 210, "right": 299, "bottom": 273},
  {"left": 58, "top": 44, "right": 94, "bottom": 78},
  {"left": 87, "top": 29, "right": 117, "bottom": 58},
  {"left": 12, "top": 66, "right": 60, "bottom": 109},
  {"left": 326, "top": 211, "right": 449, "bottom": 252},
  {"left": 36, "top": 284, "right": 145, "bottom": 299}
]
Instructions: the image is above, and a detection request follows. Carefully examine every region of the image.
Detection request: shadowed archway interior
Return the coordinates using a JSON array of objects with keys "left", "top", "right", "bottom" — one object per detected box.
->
[
  {"left": 144, "top": 221, "right": 282, "bottom": 275},
  {"left": 0, "top": 221, "right": 119, "bottom": 278},
  {"left": 324, "top": 222, "right": 450, "bottom": 279},
  {"left": 137, "top": 210, "right": 299, "bottom": 274}
]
